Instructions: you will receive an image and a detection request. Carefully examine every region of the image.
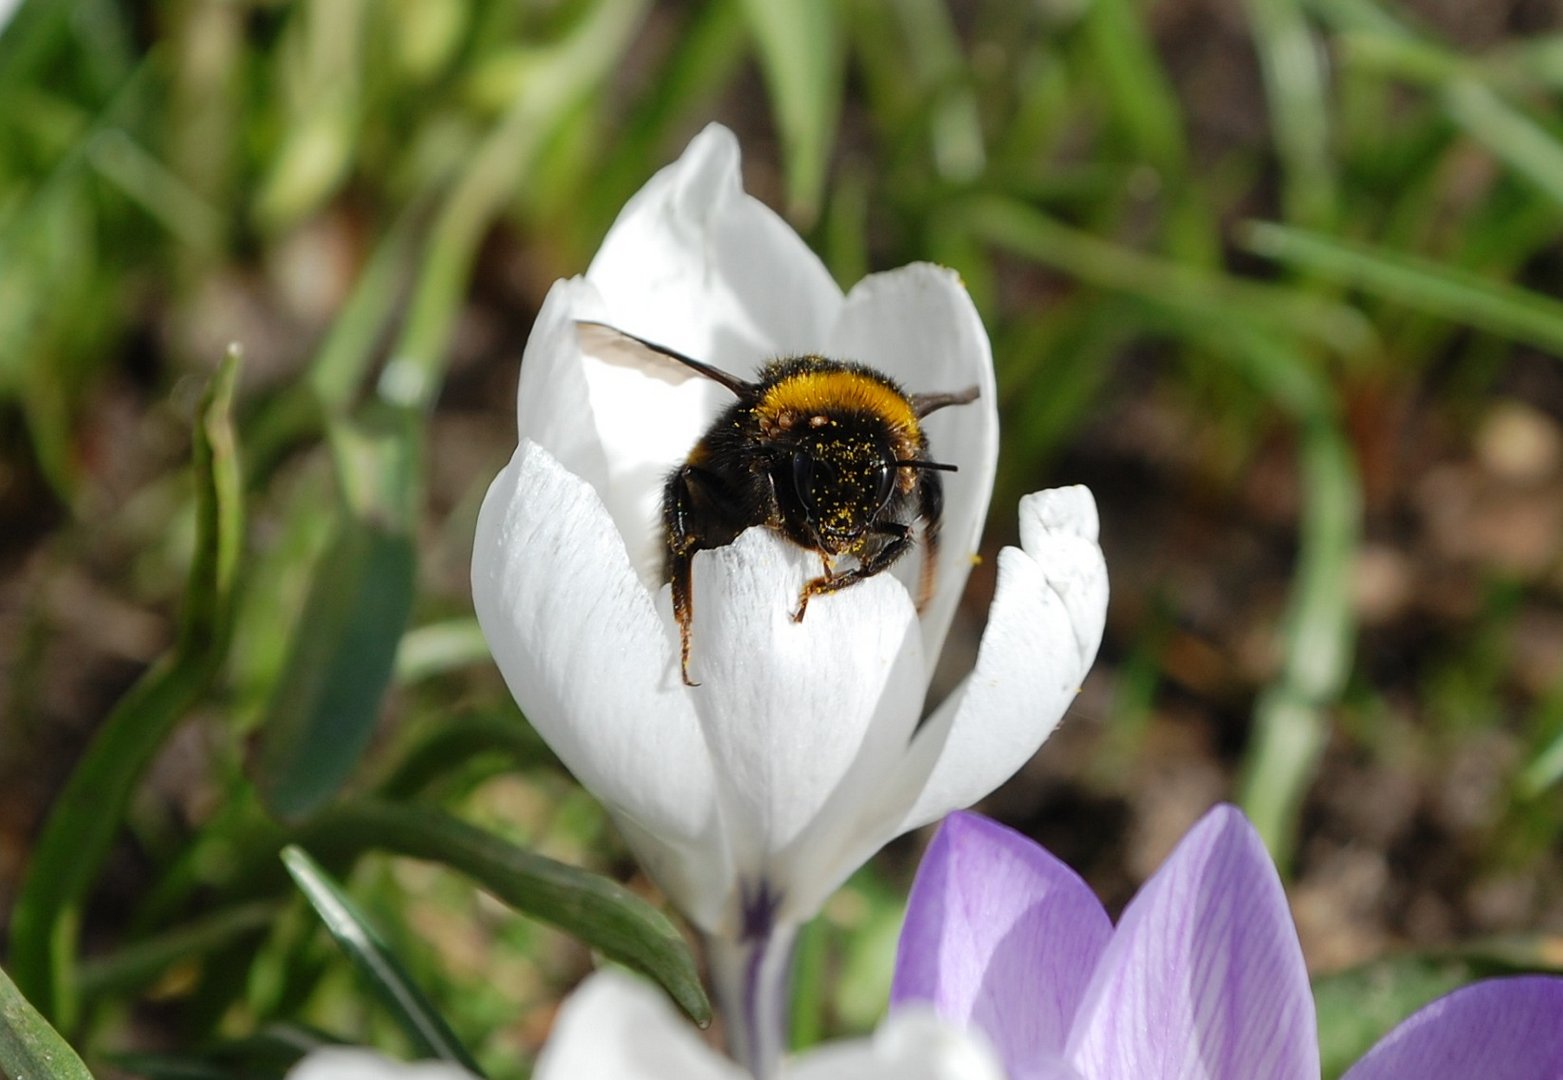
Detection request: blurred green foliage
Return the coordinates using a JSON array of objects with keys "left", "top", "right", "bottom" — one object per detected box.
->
[{"left": 4, "top": 0, "right": 1563, "bottom": 1074}]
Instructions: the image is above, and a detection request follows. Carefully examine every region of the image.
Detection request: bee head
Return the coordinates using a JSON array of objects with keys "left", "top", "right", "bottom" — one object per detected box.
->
[{"left": 781, "top": 427, "right": 899, "bottom": 555}]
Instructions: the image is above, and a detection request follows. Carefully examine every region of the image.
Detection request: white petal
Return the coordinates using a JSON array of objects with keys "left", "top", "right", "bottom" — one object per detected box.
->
[
  {"left": 828, "top": 263, "right": 1000, "bottom": 665},
  {"left": 896, "top": 487, "right": 1107, "bottom": 831},
  {"left": 513, "top": 278, "right": 611, "bottom": 495},
  {"left": 285, "top": 1048, "right": 475, "bottom": 1080},
  {"left": 587, "top": 123, "right": 843, "bottom": 373},
  {"left": 471, "top": 439, "right": 719, "bottom": 862},
  {"left": 533, "top": 970, "right": 747, "bottom": 1080},
  {"left": 788, "top": 1009, "right": 1008, "bottom": 1080},
  {"left": 682, "top": 527, "right": 927, "bottom": 927}
]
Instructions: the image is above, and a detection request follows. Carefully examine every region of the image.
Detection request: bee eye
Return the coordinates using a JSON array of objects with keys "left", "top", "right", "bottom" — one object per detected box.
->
[
  {"left": 791, "top": 451, "right": 816, "bottom": 512},
  {"left": 874, "top": 462, "right": 895, "bottom": 508}
]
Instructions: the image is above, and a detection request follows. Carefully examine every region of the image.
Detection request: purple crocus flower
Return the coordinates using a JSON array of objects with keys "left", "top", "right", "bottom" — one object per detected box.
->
[{"left": 892, "top": 806, "right": 1563, "bottom": 1080}]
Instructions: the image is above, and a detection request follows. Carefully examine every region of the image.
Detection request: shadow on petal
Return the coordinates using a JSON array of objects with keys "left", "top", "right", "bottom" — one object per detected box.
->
[
  {"left": 895, "top": 485, "right": 1108, "bottom": 834},
  {"left": 892, "top": 813, "right": 1112, "bottom": 1075},
  {"left": 471, "top": 440, "right": 718, "bottom": 876}
]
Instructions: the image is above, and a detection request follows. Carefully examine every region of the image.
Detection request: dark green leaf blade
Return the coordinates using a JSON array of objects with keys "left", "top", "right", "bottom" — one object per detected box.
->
[
  {"left": 312, "top": 799, "right": 710, "bottom": 1026},
  {"left": 280, "top": 846, "right": 483, "bottom": 1076},
  {"left": 0, "top": 962, "right": 94, "bottom": 1080},
  {"left": 256, "top": 514, "right": 416, "bottom": 822}
]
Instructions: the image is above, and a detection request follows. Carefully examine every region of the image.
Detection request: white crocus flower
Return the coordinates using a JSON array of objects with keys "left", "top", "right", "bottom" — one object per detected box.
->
[
  {"left": 532, "top": 969, "right": 1006, "bottom": 1080},
  {"left": 471, "top": 124, "right": 1107, "bottom": 1076},
  {"left": 284, "top": 971, "right": 1004, "bottom": 1080},
  {"left": 285, "top": 1048, "right": 477, "bottom": 1080}
]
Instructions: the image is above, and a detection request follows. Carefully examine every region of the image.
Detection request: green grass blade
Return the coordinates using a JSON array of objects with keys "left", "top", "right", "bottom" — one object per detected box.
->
[
  {"left": 281, "top": 846, "right": 483, "bottom": 1075},
  {"left": 7, "top": 348, "right": 244, "bottom": 1027},
  {"left": 1520, "top": 726, "right": 1563, "bottom": 797},
  {"left": 1244, "top": 220, "right": 1563, "bottom": 357},
  {"left": 1080, "top": 0, "right": 1189, "bottom": 171},
  {"left": 311, "top": 799, "right": 710, "bottom": 1026},
  {"left": 1335, "top": 21, "right": 1563, "bottom": 210},
  {"left": 393, "top": 618, "right": 492, "bottom": 685},
  {"left": 75, "top": 902, "right": 280, "bottom": 1003},
  {"left": 1239, "top": 419, "right": 1361, "bottom": 868},
  {"left": 965, "top": 195, "right": 1375, "bottom": 357},
  {"left": 1121, "top": 316, "right": 1359, "bottom": 867},
  {"left": 1442, "top": 77, "right": 1563, "bottom": 210},
  {"left": 1244, "top": 0, "right": 1336, "bottom": 226},
  {"left": 377, "top": 0, "right": 647, "bottom": 414},
  {"left": 736, "top": 0, "right": 842, "bottom": 225},
  {"left": 0, "top": 962, "right": 93, "bottom": 1080},
  {"left": 582, "top": 0, "right": 747, "bottom": 240}
]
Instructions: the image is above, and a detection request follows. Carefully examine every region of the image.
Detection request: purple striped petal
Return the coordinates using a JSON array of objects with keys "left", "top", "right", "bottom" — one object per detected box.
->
[
  {"left": 1065, "top": 805, "right": 1317, "bottom": 1080},
  {"left": 1340, "top": 976, "right": 1563, "bottom": 1080},
  {"left": 892, "top": 813, "right": 1112, "bottom": 1074}
]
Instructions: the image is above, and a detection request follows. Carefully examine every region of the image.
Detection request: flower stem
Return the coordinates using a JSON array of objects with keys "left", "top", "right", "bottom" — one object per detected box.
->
[{"left": 706, "top": 905, "right": 797, "bottom": 1080}]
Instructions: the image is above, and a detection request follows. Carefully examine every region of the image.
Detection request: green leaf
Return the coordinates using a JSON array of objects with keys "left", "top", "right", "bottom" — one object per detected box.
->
[
  {"left": 965, "top": 195, "right": 1375, "bottom": 358},
  {"left": 256, "top": 511, "right": 416, "bottom": 822},
  {"left": 378, "top": 0, "right": 647, "bottom": 414},
  {"left": 106, "top": 1024, "right": 333, "bottom": 1080},
  {"left": 393, "top": 617, "right": 491, "bottom": 685},
  {"left": 1244, "top": 220, "right": 1563, "bottom": 357},
  {"left": 1243, "top": 0, "right": 1336, "bottom": 226},
  {"left": 309, "top": 799, "right": 710, "bottom": 1026},
  {"left": 1334, "top": 25, "right": 1563, "bottom": 210},
  {"left": 7, "top": 348, "right": 245, "bottom": 1027},
  {"left": 254, "top": 405, "right": 420, "bottom": 824},
  {"left": 281, "top": 846, "right": 484, "bottom": 1075},
  {"left": 1239, "top": 417, "right": 1361, "bottom": 869},
  {"left": 737, "top": 0, "right": 842, "bottom": 224},
  {"left": 377, "top": 710, "right": 556, "bottom": 801},
  {"left": 76, "top": 902, "right": 280, "bottom": 1002},
  {"left": 0, "top": 962, "right": 93, "bottom": 1080},
  {"left": 1080, "top": 0, "right": 1190, "bottom": 172}
]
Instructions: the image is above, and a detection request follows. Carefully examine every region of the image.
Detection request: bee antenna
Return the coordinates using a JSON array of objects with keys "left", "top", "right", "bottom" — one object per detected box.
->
[
  {"left": 896, "top": 459, "right": 958, "bottom": 472},
  {"left": 910, "top": 386, "right": 980, "bottom": 418}
]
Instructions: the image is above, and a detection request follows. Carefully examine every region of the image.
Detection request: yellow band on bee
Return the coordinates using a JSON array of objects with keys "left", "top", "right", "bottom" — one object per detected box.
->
[{"left": 756, "top": 370, "right": 920, "bottom": 436}]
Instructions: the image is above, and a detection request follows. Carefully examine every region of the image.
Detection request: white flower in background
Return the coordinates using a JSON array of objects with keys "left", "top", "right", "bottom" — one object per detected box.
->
[
  {"left": 471, "top": 123, "right": 1106, "bottom": 1073},
  {"left": 284, "top": 971, "right": 1005, "bottom": 1080},
  {"left": 532, "top": 970, "right": 1005, "bottom": 1080},
  {"left": 285, "top": 1048, "right": 476, "bottom": 1080}
]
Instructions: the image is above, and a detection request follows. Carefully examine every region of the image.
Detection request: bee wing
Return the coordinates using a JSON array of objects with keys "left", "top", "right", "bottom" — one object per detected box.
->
[{"left": 575, "top": 321, "right": 750, "bottom": 396}]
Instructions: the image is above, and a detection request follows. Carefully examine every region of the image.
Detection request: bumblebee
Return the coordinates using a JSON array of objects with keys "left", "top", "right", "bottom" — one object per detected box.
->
[{"left": 578, "top": 322, "right": 978, "bottom": 686}]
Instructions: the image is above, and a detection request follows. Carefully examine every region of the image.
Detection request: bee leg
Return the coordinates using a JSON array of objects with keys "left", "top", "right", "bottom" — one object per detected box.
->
[
  {"left": 665, "top": 464, "right": 726, "bottom": 687},
  {"left": 670, "top": 545, "right": 698, "bottom": 686},
  {"left": 792, "top": 523, "right": 913, "bottom": 623},
  {"left": 915, "top": 469, "right": 944, "bottom": 613}
]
